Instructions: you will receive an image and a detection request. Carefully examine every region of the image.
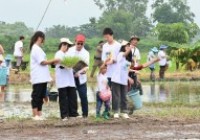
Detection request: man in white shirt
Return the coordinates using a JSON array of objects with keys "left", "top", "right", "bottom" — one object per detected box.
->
[
  {"left": 158, "top": 45, "right": 168, "bottom": 80},
  {"left": 101, "top": 28, "right": 121, "bottom": 87},
  {"left": 67, "top": 34, "right": 89, "bottom": 118},
  {"left": 129, "top": 35, "right": 141, "bottom": 66},
  {"left": 129, "top": 35, "right": 143, "bottom": 95},
  {"left": 13, "top": 36, "right": 24, "bottom": 71}
]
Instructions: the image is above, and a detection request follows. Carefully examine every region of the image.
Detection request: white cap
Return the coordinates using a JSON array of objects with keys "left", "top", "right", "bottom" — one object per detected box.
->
[
  {"left": 60, "top": 38, "right": 73, "bottom": 45},
  {"left": 121, "top": 40, "right": 130, "bottom": 46}
]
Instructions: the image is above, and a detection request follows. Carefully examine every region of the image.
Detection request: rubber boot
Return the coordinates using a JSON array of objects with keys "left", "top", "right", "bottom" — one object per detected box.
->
[{"left": 103, "top": 111, "right": 110, "bottom": 120}]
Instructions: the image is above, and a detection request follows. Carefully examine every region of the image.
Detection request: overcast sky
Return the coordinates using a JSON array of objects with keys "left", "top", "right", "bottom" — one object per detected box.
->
[{"left": 0, "top": 0, "right": 199, "bottom": 30}]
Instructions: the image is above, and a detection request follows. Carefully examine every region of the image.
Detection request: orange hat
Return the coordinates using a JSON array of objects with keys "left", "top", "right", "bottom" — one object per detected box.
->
[{"left": 75, "top": 34, "right": 86, "bottom": 42}]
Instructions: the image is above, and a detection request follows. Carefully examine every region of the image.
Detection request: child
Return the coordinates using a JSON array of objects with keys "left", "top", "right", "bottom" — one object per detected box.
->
[
  {"left": 96, "top": 63, "right": 111, "bottom": 120},
  {"left": 0, "top": 55, "right": 8, "bottom": 94},
  {"left": 30, "top": 31, "right": 59, "bottom": 121}
]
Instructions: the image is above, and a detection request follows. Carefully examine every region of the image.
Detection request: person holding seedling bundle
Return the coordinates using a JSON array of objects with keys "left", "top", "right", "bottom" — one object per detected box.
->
[
  {"left": 67, "top": 34, "right": 90, "bottom": 118},
  {"left": 30, "top": 31, "right": 60, "bottom": 121},
  {"left": 54, "top": 38, "right": 79, "bottom": 121}
]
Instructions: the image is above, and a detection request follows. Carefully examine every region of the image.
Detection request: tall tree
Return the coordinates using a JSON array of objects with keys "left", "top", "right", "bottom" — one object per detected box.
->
[
  {"left": 152, "top": 0, "right": 195, "bottom": 24},
  {"left": 94, "top": 0, "right": 152, "bottom": 38}
]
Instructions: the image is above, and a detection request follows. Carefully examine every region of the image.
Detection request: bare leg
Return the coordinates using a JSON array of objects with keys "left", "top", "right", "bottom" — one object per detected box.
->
[{"left": 32, "top": 108, "right": 38, "bottom": 117}]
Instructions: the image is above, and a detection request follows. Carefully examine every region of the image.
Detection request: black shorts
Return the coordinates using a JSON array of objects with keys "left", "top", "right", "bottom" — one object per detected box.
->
[{"left": 31, "top": 83, "right": 47, "bottom": 111}]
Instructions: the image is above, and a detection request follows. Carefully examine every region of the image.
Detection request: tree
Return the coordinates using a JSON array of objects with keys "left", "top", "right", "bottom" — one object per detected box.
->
[
  {"left": 155, "top": 23, "right": 199, "bottom": 44},
  {"left": 152, "top": 0, "right": 195, "bottom": 24},
  {"left": 94, "top": 0, "right": 152, "bottom": 38},
  {"left": 0, "top": 22, "right": 33, "bottom": 37}
]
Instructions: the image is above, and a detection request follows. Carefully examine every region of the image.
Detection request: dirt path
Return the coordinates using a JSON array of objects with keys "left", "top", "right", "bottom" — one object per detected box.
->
[{"left": 1, "top": 116, "right": 200, "bottom": 140}]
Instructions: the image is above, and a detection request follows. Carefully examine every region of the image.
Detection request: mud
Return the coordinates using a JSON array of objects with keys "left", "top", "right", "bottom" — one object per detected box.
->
[{"left": 0, "top": 116, "right": 200, "bottom": 140}]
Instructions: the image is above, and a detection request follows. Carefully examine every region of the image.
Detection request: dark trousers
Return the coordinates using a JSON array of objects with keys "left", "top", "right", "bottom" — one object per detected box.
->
[
  {"left": 107, "top": 78, "right": 112, "bottom": 89},
  {"left": 75, "top": 78, "right": 88, "bottom": 117},
  {"left": 58, "top": 87, "right": 79, "bottom": 119},
  {"left": 96, "top": 92, "right": 110, "bottom": 115},
  {"left": 31, "top": 83, "right": 47, "bottom": 111},
  {"left": 159, "top": 66, "right": 166, "bottom": 79},
  {"left": 111, "top": 82, "right": 128, "bottom": 113}
]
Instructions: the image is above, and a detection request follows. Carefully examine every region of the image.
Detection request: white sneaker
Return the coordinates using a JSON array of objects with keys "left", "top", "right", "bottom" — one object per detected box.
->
[
  {"left": 113, "top": 113, "right": 120, "bottom": 119},
  {"left": 32, "top": 116, "right": 46, "bottom": 121},
  {"left": 121, "top": 113, "right": 130, "bottom": 119},
  {"left": 62, "top": 117, "right": 68, "bottom": 121}
]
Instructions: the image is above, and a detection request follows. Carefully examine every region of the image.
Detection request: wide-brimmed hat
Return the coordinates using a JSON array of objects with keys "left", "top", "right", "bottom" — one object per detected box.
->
[
  {"left": 160, "top": 45, "right": 168, "bottom": 50},
  {"left": 121, "top": 40, "right": 130, "bottom": 46},
  {"left": 60, "top": 38, "right": 73, "bottom": 45},
  {"left": 129, "top": 35, "right": 140, "bottom": 42},
  {"left": 151, "top": 47, "right": 159, "bottom": 53}
]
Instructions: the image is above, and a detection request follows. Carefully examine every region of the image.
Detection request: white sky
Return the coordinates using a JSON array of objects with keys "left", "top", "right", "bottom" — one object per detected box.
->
[{"left": 0, "top": 0, "right": 199, "bottom": 30}]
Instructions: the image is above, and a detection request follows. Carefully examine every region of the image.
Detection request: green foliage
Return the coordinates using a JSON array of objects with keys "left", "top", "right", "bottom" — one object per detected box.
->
[
  {"left": 94, "top": 0, "right": 152, "bottom": 37},
  {"left": 152, "top": 0, "right": 195, "bottom": 24},
  {"left": 0, "top": 21, "right": 33, "bottom": 37},
  {"left": 155, "top": 23, "right": 192, "bottom": 44}
]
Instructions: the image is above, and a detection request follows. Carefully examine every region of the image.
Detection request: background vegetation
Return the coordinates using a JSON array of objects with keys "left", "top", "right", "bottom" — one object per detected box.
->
[{"left": 0, "top": 0, "right": 200, "bottom": 71}]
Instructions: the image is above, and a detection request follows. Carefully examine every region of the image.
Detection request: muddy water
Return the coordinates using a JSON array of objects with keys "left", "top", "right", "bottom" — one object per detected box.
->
[{"left": 0, "top": 81, "right": 200, "bottom": 118}]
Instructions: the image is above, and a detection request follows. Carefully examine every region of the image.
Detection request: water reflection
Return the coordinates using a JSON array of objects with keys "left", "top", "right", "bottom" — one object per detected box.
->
[{"left": 0, "top": 82, "right": 200, "bottom": 104}]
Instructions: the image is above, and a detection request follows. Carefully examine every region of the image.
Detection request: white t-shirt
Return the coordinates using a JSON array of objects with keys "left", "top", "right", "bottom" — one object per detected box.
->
[
  {"left": 30, "top": 44, "right": 52, "bottom": 84},
  {"left": 101, "top": 41, "right": 121, "bottom": 78},
  {"left": 55, "top": 50, "right": 75, "bottom": 89},
  {"left": 97, "top": 73, "right": 108, "bottom": 92},
  {"left": 158, "top": 50, "right": 167, "bottom": 66},
  {"left": 131, "top": 47, "right": 141, "bottom": 66},
  {"left": 111, "top": 53, "right": 131, "bottom": 86},
  {"left": 14, "top": 41, "right": 23, "bottom": 57},
  {"left": 67, "top": 46, "right": 90, "bottom": 85},
  {"left": 147, "top": 51, "right": 156, "bottom": 68}
]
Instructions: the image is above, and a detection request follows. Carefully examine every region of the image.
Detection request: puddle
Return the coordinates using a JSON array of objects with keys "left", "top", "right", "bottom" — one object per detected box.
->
[{"left": 0, "top": 81, "right": 200, "bottom": 118}]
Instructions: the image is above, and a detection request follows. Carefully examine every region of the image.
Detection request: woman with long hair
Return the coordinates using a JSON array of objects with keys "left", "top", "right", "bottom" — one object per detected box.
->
[{"left": 30, "top": 31, "right": 59, "bottom": 121}]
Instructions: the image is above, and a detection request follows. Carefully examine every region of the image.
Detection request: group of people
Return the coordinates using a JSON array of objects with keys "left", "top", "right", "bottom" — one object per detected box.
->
[
  {"left": 147, "top": 45, "right": 169, "bottom": 81},
  {"left": 0, "top": 27, "right": 167, "bottom": 121}
]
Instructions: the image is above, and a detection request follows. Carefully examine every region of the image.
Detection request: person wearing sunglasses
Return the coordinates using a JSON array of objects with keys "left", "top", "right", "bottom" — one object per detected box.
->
[{"left": 67, "top": 34, "right": 90, "bottom": 118}]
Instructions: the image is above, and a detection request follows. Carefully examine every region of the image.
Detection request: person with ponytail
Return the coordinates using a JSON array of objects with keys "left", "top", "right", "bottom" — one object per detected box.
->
[{"left": 30, "top": 31, "right": 59, "bottom": 121}]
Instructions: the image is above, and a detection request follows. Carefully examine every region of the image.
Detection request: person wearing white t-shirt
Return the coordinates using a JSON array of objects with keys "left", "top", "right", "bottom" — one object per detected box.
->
[
  {"left": 30, "top": 31, "right": 59, "bottom": 121},
  {"left": 54, "top": 38, "right": 79, "bottom": 121},
  {"left": 14, "top": 36, "right": 24, "bottom": 71},
  {"left": 158, "top": 45, "right": 168, "bottom": 79},
  {"left": 96, "top": 63, "right": 111, "bottom": 120},
  {"left": 147, "top": 47, "right": 159, "bottom": 81},
  {"left": 129, "top": 35, "right": 143, "bottom": 95},
  {"left": 67, "top": 34, "right": 90, "bottom": 118},
  {"left": 101, "top": 28, "right": 121, "bottom": 87},
  {"left": 130, "top": 35, "right": 141, "bottom": 67},
  {"left": 111, "top": 40, "right": 135, "bottom": 119}
]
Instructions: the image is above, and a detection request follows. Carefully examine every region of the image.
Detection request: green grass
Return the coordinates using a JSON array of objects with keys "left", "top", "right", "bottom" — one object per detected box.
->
[{"left": 19, "top": 50, "right": 182, "bottom": 74}]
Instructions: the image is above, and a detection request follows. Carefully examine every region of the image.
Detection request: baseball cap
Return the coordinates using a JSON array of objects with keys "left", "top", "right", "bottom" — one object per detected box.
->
[{"left": 75, "top": 34, "right": 86, "bottom": 42}]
